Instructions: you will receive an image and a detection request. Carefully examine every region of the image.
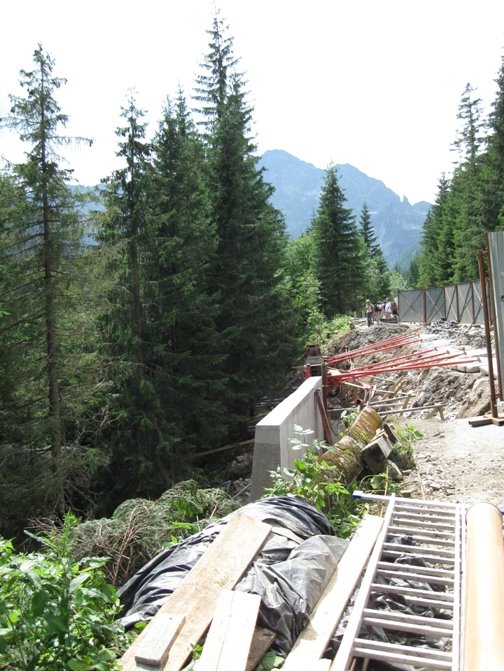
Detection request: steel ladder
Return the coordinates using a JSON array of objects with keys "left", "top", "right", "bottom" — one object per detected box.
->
[{"left": 331, "top": 493, "right": 465, "bottom": 671}]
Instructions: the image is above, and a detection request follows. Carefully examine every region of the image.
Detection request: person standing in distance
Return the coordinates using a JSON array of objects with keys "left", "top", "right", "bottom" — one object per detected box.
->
[{"left": 365, "top": 299, "right": 373, "bottom": 327}]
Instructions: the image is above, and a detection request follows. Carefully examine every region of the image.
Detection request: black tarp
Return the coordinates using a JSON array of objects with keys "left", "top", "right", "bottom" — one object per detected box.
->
[{"left": 118, "top": 495, "right": 348, "bottom": 654}]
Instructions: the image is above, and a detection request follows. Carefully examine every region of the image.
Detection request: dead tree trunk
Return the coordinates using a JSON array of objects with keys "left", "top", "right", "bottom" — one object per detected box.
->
[{"left": 318, "top": 406, "right": 383, "bottom": 483}]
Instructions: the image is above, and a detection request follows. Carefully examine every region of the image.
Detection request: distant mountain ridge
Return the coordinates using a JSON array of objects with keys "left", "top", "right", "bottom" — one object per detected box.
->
[{"left": 259, "top": 149, "right": 431, "bottom": 268}]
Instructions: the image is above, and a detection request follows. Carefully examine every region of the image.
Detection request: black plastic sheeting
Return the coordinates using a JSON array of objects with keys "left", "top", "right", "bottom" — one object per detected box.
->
[{"left": 118, "top": 495, "right": 348, "bottom": 655}]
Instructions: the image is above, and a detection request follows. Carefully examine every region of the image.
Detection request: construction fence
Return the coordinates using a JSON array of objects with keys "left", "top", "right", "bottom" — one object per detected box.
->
[{"left": 398, "top": 281, "right": 487, "bottom": 325}]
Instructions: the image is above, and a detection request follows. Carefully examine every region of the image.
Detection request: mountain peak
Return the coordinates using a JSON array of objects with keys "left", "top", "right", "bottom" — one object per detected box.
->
[{"left": 259, "top": 150, "right": 430, "bottom": 268}]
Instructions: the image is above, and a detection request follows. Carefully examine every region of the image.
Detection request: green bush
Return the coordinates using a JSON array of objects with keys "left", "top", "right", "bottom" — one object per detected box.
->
[
  {"left": 71, "top": 480, "right": 239, "bottom": 586},
  {"left": 0, "top": 514, "right": 128, "bottom": 671},
  {"left": 306, "top": 314, "right": 350, "bottom": 349},
  {"left": 265, "top": 429, "right": 363, "bottom": 538},
  {"left": 390, "top": 423, "right": 423, "bottom": 470}
]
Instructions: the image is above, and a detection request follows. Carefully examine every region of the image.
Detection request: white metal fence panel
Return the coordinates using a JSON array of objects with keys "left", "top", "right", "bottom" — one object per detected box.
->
[
  {"left": 397, "top": 290, "right": 423, "bottom": 323},
  {"left": 425, "top": 287, "right": 445, "bottom": 322},
  {"left": 445, "top": 285, "right": 458, "bottom": 322},
  {"left": 399, "top": 282, "right": 485, "bottom": 325}
]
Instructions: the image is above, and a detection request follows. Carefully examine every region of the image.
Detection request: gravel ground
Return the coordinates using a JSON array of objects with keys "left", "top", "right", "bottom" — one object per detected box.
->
[{"left": 400, "top": 415, "right": 504, "bottom": 507}]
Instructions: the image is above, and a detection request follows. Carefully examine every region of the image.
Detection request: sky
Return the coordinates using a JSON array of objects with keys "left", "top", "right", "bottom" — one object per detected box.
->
[{"left": 1, "top": 0, "right": 504, "bottom": 204}]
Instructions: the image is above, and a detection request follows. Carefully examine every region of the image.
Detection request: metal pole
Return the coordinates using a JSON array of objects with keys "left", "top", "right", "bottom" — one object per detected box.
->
[
  {"left": 471, "top": 281, "right": 476, "bottom": 326},
  {"left": 485, "top": 233, "right": 503, "bottom": 400},
  {"left": 314, "top": 388, "right": 333, "bottom": 444},
  {"left": 477, "top": 249, "right": 498, "bottom": 418}
]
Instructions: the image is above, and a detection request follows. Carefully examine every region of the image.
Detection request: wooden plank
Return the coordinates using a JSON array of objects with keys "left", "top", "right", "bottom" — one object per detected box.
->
[
  {"left": 120, "top": 512, "right": 271, "bottom": 671},
  {"left": 134, "top": 613, "right": 185, "bottom": 668},
  {"left": 379, "top": 404, "right": 445, "bottom": 420},
  {"left": 245, "top": 628, "right": 276, "bottom": 671},
  {"left": 197, "top": 589, "right": 261, "bottom": 671},
  {"left": 468, "top": 416, "right": 493, "bottom": 427},
  {"left": 383, "top": 423, "right": 398, "bottom": 444},
  {"left": 361, "top": 443, "right": 386, "bottom": 474},
  {"left": 282, "top": 515, "right": 383, "bottom": 671}
]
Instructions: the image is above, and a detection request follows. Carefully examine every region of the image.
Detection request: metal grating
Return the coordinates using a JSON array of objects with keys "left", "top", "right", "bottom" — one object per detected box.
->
[{"left": 331, "top": 494, "right": 465, "bottom": 671}]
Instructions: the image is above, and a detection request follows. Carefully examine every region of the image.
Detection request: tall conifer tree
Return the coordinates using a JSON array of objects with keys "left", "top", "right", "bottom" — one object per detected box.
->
[
  {"left": 147, "top": 92, "right": 229, "bottom": 455},
  {"left": 195, "top": 14, "right": 296, "bottom": 427},
  {"left": 482, "top": 58, "right": 504, "bottom": 230},
  {"left": 359, "top": 203, "right": 390, "bottom": 299},
  {"left": 359, "top": 204, "right": 379, "bottom": 256},
  {"left": 419, "top": 176, "right": 454, "bottom": 286},
  {"left": 0, "top": 45, "right": 91, "bottom": 521},
  {"left": 312, "top": 166, "right": 363, "bottom": 315},
  {"left": 97, "top": 96, "right": 162, "bottom": 499},
  {"left": 450, "top": 83, "right": 486, "bottom": 280}
]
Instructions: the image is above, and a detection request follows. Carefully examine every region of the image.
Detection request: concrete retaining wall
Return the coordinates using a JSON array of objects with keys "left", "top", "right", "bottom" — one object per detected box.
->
[{"left": 250, "top": 376, "right": 325, "bottom": 500}]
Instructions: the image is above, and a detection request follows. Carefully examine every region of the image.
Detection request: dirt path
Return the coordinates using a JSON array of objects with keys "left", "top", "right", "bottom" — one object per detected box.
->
[{"left": 401, "top": 416, "right": 504, "bottom": 507}]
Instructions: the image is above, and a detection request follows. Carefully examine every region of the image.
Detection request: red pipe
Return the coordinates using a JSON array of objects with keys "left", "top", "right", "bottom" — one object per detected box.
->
[
  {"left": 326, "top": 340, "right": 418, "bottom": 365},
  {"left": 341, "top": 348, "right": 447, "bottom": 372},
  {"left": 325, "top": 334, "right": 420, "bottom": 365},
  {"left": 326, "top": 355, "right": 480, "bottom": 384},
  {"left": 329, "top": 354, "right": 479, "bottom": 377}
]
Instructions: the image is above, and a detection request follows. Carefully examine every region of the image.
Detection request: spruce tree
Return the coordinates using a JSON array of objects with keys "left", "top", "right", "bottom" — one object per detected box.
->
[
  {"left": 146, "top": 92, "right": 229, "bottom": 457},
  {"left": 417, "top": 83, "right": 490, "bottom": 287},
  {"left": 482, "top": 57, "right": 504, "bottom": 230},
  {"left": 195, "top": 14, "right": 297, "bottom": 428},
  {"left": 450, "top": 171, "right": 483, "bottom": 282},
  {"left": 0, "top": 45, "right": 92, "bottom": 522},
  {"left": 96, "top": 96, "right": 162, "bottom": 500},
  {"left": 359, "top": 203, "right": 390, "bottom": 300},
  {"left": 419, "top": 175, "right": 457, "bottom": 286},
  {"left": 312, "top": 166, "right": 363, "bottom": 315},
  {"left": 450, "top": 85, "right": 487, "bottom": 281},
  {"left": 405, "top": 255, "right": 421, "bottom": 288},
  {"left": 453, "top": 83, "right": 485, "bottom": 166},
  {"left": 359, "top": 203, "right": 379, "bottom": 256}
]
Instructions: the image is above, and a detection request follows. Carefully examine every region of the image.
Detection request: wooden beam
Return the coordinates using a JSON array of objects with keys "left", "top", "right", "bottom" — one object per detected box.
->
[
  {"left": 282, "top": 515, "right": 383, "bottom": 671},
  {"left": 245, "top": 628, "right": 276, "bottom": 671},
  {"left": 468, "top": 416, "right": 493, "bottom": 427},
  {"left": 120, "top": 512, "right": 271, "bottom": 671},
  {"left": 193, "top": 439, "right": 254, "bottom": 459},
  {"left": 378, "top": 404, "right": 445, "bottom": 420},
  {"left": 134, "top": 613, "right": 185, "bottom": 668},
  {"left": 197, "top": 589, "right": 261, "bottom": 671}
]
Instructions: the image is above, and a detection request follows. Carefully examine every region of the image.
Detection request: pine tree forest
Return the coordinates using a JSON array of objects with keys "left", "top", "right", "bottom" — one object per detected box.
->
[
  {"left": 2, "top": 19, "right": 504, "bottom": 543},
  {"left": 417, "top": 75, "right": 504, "bottom": 286}
]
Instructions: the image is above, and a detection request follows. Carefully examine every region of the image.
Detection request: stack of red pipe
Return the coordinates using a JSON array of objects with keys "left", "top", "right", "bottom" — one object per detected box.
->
[{"left": 323, "top": 334, "right": 480, "bottom": 387}]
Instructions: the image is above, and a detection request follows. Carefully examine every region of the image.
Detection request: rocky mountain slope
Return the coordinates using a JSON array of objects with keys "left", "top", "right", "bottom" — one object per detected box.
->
[{"left": 259, "top": 149, "right": 431, "bottom": 268}]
